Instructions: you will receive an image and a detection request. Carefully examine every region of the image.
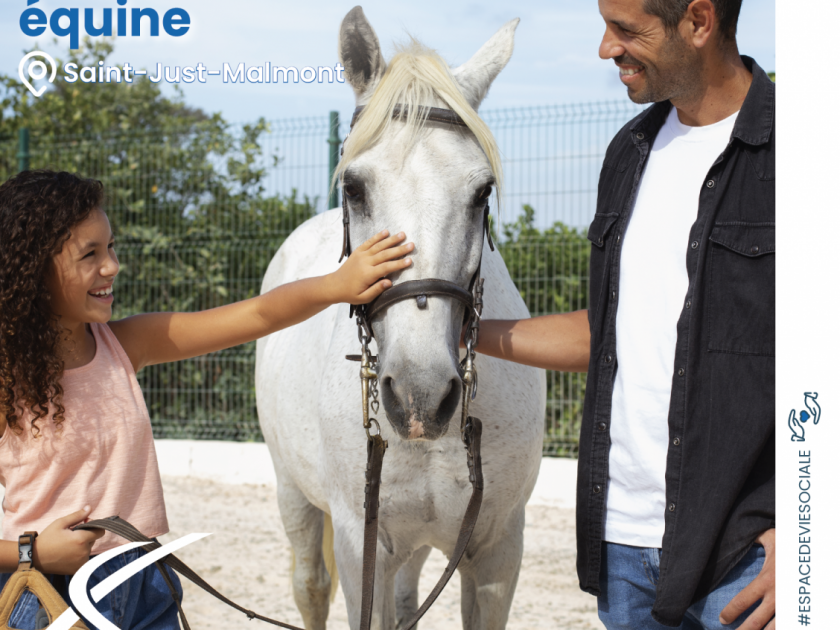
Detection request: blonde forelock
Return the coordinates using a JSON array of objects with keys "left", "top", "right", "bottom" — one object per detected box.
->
[{"left": 334, "top": 41, "right": 502, "bottom": 205}]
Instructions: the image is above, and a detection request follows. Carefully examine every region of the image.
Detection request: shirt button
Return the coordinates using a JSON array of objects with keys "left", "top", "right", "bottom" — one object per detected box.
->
[
  {"left": 669, "top": 503, "right": 676, "bottom": 512},
  {"left": 685, "top": 300, "right": 691, "bottom": 309},
  {"left": 597, "top": 422, "right": 607, "bottom": 431},
  {"left": 636, "top": 132, "right": 645, "bottom": 140},
  {"left": 616, "top": 233, "right": 621, "bottom": 243},
  {"left": 604, "top": 354, "right": 613, "bottom": 364},
  {"left": 706, "top": 179, "right": 715, "bottom": 188},
  {"left": 691, "top": 240, "right": 699, "bottom": 249},
  {"left": 750, "top": 245, "right": 759, "bottom": 254},
  {"left": 673, "top": 437, "right": 681, "bottom": 446},
  {"left": 593, "top": 485, "right": 603, "bottom": 494},
  {"left": 678, "top": 367, "right": 685, "bottom": 376},
  {"left": 612, "top": 291, "right": 617, "bottom": 300}
]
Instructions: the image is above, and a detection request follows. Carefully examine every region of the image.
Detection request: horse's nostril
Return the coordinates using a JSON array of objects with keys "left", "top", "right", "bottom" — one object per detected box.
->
[
  {"left": 436, "top": 377, "right": 462, "bottom": 425},
  {"left": 380, "top": 376, "right": 399, "bottom": 410},
  {"left": 382, "top": 376, "right": 394, "bottom": 395}
]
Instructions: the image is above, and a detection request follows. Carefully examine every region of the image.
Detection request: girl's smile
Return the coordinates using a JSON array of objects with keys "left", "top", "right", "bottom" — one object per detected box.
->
[{"left": 88, "top": 282, "right": 115, "bottom": 304}]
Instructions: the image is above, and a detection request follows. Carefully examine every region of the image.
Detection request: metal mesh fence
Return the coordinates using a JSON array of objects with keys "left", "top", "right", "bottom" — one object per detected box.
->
[
  {"left": 2, "top": 100, "right": 643, "bottom": 456},
  {"left": 485, "top": 102, "right": 643, "bottom": 229}
]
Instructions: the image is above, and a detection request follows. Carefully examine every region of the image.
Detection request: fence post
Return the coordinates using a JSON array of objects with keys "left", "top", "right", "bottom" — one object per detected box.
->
[
  {"left": 327, "top": 111, "right": 340, "bottom": 209},
  {"left": 17, "top": 128, "right": 30, "bottom": 173}
]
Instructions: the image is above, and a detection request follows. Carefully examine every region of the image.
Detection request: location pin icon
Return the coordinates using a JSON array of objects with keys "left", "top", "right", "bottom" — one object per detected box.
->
[{"left": 18, "top": 51, "right": 58, "bottom": 98}]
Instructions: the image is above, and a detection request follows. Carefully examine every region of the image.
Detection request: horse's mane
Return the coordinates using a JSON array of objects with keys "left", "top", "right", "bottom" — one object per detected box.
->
[{"left": 335, "top": 40, "right": 503, "bottom": 202}]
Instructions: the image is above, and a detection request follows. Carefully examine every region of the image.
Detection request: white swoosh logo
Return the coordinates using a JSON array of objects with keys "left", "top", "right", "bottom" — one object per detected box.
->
[{"left": 46, "top": 533, "right": 210, "bottom": 630}]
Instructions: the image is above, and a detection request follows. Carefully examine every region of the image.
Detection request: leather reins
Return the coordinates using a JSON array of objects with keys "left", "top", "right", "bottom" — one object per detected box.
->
[
  {"left": 75, "top": 516, "right": 308, "bottom": 630},
  {"left": 341, "top": 103, "right": 494, "bottom": 630}
]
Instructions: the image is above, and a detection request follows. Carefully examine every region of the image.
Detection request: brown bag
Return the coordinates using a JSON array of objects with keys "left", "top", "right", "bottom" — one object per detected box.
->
[{"left": 0, "top": 532, "right": 87, "bottom": 630}]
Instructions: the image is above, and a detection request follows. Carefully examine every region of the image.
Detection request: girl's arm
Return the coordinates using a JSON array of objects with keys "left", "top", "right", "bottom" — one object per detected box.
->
[
  {"left": 110, "top": 231, "right": 413, "bottom": 372},
  {"left": 473, "top": 310, "right": 590, "bottom": 372}
]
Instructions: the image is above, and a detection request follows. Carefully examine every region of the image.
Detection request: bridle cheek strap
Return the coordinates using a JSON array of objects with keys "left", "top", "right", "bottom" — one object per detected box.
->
[
  {"left": 338, "top": 102, "right": 495, "bottom": 265},
  {"left": 342, "top": 103, "right": 493, "bottom": 630}
]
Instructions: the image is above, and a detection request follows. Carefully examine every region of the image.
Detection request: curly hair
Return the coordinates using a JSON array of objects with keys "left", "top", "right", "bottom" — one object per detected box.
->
[{"left": 0, "top": 170, "right": 104, "bottom": 435}]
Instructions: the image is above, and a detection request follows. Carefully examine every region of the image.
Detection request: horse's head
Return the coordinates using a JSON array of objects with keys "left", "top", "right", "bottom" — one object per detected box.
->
[{"left": 336, "top": 6, "right": 517, "bottom": 441}]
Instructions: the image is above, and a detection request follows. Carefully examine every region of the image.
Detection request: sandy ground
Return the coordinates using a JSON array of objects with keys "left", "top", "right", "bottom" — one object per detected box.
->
[{"left": 159, "top": 475, "right": 602, "bottom": 630}]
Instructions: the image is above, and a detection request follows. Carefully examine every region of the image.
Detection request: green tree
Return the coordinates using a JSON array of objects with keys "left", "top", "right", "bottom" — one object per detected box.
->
[{"left": 497, "top": 205, "right": 590, "bottom": 455}]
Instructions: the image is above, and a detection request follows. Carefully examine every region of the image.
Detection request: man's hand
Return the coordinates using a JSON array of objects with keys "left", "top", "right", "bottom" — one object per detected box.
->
[
  {"left": 33, "top": 506, "right": 105, "bottom": 575},
  {"left": 719, "top": 528, "right": 775, "bottom": 629},
  {"left": 328, "top": 230, "right": 414, "bottom": 304}
]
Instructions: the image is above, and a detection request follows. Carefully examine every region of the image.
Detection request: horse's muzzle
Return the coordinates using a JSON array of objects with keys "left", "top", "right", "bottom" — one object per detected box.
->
[{"left": 379, "top": 374, "right": 462, "bottom": 440}]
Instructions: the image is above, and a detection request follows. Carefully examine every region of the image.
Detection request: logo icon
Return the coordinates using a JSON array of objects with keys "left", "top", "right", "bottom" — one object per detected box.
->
[
  {"left": 788, "top": 392, "right": 821, "bottom": 442},
  {"left": 45, "top": 532, "right": 209, "bottom": 630},
  {"left": 18, "top": 51, "right": 57, "bottom": 97}
]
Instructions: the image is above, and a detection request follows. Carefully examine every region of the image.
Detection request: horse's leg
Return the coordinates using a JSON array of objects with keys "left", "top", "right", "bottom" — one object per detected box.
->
[
  {"left": 394, "top": 545, "right": 431, "bottom": 629},
  {"left": 274, "top": 457, "right": 332, "bottom": 629},
  {"left": 458, "top": 513, "right": 525, "bottom": 630},
  {"left": 333, "top": 521, "right": 399, "bottom": 630}
]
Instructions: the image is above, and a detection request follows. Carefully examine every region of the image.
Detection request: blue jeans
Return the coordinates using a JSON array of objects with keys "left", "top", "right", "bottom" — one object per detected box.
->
[
  {"left": 0, "top": 546, "right": 183, "bottom": 630},
  {"left": 598, "top": 542, "right": 765, "bottom": 629}
]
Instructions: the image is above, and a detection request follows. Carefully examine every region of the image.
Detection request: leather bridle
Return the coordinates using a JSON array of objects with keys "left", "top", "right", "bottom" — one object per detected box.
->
[
  {"left": 341, "top": 103, "right": 494, "bottom": 630},
  {"left": 339, "top": 104, "right": 495, "bottom": 338}
]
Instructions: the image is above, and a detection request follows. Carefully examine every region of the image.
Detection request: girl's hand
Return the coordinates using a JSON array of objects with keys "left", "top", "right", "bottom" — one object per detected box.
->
[
  {"left": 33, "top": 506, "right": 105, "bottom": 575},
  {"left": 328, "top": 230, "right": 414, "bottom": 305}
]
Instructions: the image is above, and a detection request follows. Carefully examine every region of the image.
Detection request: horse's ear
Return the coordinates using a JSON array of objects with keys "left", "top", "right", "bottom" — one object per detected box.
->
[
  {"left": 339, "top": 6, "right": 386, "bottom": 102},
  {"left": 452, "top": 19, "right": 519, "bottom": 110}
]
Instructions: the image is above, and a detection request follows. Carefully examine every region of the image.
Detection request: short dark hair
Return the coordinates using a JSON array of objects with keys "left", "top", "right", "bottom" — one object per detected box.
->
[{"left": 644, "top": 0, "right": 742, "bottom": 42}]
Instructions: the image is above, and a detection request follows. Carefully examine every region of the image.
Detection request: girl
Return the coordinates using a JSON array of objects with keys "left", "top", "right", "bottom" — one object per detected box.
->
[{"left": 0, "top": 170, "right": 413, "bottom": 629}]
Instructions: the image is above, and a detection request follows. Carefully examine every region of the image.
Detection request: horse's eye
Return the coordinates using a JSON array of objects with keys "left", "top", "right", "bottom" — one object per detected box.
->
[
  {"left": 344, "top": 183, "right": 362, "bottom": 200},
  {"left": 476, "top": 184, "right": 493, "bottom": 202}
]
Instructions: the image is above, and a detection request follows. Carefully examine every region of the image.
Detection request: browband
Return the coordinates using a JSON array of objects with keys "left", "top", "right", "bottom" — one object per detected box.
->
[{"left": 350, "top": 105, "right": 469, "bottom": 130}]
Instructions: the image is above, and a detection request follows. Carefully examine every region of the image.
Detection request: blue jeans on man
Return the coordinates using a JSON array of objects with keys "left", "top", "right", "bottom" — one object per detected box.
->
[{"left": 598, "top": 542, "right": 764, "bottom": 629}]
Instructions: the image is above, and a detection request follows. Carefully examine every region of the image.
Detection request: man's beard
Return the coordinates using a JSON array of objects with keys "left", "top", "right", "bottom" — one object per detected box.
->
[{"left": 620, "top": 34, "right": 702, "bottom": 104}]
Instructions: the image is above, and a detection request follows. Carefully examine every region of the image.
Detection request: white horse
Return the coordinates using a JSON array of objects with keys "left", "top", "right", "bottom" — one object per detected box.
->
[{"left": 256, "top": 7, "right": 545, "bottom": 629}]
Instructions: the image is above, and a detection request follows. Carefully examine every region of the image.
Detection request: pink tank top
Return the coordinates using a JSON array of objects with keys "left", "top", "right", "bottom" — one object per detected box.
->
[{"left": 0, "top": 323, "right": 168, "bottom": 554}]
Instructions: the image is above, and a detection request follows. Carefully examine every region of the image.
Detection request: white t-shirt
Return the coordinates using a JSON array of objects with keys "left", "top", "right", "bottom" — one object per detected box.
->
[{"left": 604, "top": 107, "right": 738, "bottom": 548}]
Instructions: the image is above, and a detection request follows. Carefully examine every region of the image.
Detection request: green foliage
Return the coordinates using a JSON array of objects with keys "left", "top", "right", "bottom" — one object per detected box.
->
[
  {"left": 497, "top": 205, "right": 590, "bottom": 456},
  {"left": 499, "top": 204, "right": 589, "bottom": 314}
]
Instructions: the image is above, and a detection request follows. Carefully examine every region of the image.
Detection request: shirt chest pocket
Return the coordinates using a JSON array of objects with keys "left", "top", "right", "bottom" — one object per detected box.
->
[
  {"left": 707, "top": 223, "right": 775, "bottom": 356},
  {"left": 587, "top": 212, "right": 620, "bottom": 317}
]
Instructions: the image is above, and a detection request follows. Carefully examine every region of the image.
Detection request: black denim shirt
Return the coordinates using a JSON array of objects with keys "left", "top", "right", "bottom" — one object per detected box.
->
[{"left": 577, "top": 57, "right": 775, "bottom": 627}]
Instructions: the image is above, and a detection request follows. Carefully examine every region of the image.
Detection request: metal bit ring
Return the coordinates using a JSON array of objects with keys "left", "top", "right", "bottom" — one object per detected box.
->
[{"left": 365, "top": 418, "right": 382, "bottom": 441}]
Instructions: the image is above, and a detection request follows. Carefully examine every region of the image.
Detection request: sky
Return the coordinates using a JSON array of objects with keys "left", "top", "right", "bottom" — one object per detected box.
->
[{"left": 0, "top": 0, "right": 775, "bottom": 124}]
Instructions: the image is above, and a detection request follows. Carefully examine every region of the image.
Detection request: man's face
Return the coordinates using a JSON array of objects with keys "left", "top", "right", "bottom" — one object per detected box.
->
[{"left": 598, "top": 0, "right": 701, "bottom": 104}]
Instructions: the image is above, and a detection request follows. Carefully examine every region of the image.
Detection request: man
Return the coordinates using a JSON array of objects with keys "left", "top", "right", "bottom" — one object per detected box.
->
[{"left": 473, "top": 0, "right": 774, "bottom": 628}]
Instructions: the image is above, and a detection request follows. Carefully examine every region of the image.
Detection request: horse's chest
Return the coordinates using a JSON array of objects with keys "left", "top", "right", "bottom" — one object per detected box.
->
[{"left": 375, "top": 447, "right": 471, "bottom": 535}]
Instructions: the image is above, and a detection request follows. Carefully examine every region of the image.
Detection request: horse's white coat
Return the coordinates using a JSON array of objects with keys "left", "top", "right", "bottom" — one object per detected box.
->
[{"left": 256, "top": 8, "right": 545, "bottom": 630}]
